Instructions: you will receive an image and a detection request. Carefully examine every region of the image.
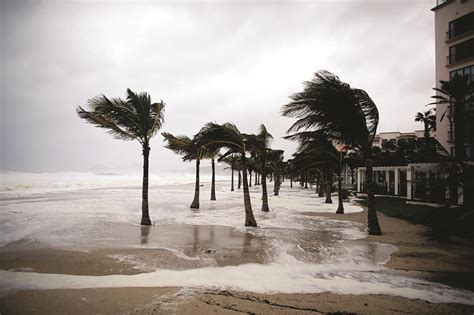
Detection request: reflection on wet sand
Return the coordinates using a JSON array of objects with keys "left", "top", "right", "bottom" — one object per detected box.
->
[{"left": 140, "top": 226, "right": 150, "bottom": 245}]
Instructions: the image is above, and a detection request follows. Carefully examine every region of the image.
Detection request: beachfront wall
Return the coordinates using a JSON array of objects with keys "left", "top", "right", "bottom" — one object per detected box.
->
[{"left": 356, "top": 163, "right": 464, "bottom": 206}]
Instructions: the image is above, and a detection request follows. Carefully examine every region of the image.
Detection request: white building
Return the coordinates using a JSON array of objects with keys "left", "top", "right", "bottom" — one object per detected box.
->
[{"left": 432, "top": 0, "right": 473, "bottom": 157}]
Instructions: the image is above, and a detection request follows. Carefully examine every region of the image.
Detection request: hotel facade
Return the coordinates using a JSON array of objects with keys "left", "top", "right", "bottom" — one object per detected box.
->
[
  {"left": 432, "top": 0, "right": 473, "bottom": 158},
  {"left": 353, "top": 1, "right": 473, "bottom": 206}
]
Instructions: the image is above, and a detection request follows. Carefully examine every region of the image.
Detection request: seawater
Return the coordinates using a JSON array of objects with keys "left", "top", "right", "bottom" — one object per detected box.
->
[{"left": 1, "top": 171, "right": 473, "bottom": 305}]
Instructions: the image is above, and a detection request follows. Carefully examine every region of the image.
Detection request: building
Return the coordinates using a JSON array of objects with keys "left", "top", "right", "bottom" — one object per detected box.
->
[
  {"left": 372, "top": 130, "right": 431, "bottom": 148},
  {"left": 432, "top": 0, "right": 473, "bottom": 157},
  {"left": 353, "top": 1, "right": 474, "bottom": 206}
]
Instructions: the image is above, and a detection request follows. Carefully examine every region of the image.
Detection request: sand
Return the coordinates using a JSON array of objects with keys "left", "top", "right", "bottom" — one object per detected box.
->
[{"left": 1, "top": 206, "right": 474, "bottom": 314}]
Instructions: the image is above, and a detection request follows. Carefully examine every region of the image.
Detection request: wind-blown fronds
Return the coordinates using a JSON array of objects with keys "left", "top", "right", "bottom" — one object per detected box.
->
[
  {"left": 281, "top": 70, "right": 378, "bottom": 150},
  {"left": 77, "top": 89, "right": 165, "bottom": 145},
  {"left": 195, "top": 122, "right": 246, "bottom": 153},
  {"left": 162, "top": 133, "right": 196, "bottom": 161},
  {"left": 76, "top": 89, "right": 165, "bottom": 226}
]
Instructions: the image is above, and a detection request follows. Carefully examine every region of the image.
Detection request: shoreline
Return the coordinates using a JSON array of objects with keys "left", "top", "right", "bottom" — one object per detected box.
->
[{"left": 1, "top": 202, "right": 474, "bottom": 313}]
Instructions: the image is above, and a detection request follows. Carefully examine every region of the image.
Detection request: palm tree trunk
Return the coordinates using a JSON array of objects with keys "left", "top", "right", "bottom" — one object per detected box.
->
[
  {"left": 336, "top": 154, "right": 344, "bottom": 214},
  {"left": 424, "top": 121, "right": 430, "bottom": 143},
  {"left": 277, "top": 175, "right": 281, "bottom": 195},
  {"left": 325, "top": 172, "right": 332, "bottom": 204},
  {"left": 254, "top": 172, "right": 258, "bottom": 186},
  {"left": 366, "top": 151, "right": 382, "bottom": 235},
  {"left": 290, "top": 175, "right": 293, "bottom": 188},
  {"left": 274, "top": 174, "right": 280, "bottom": 196},
  {"left": 238, "top": 170, "right": 241, "bottom": 189},
  {"left": 249, "top": 170, "right": 252, "bottom": 187},
  {"left": 241, "top": 156, "right": 257, "bottom": 227},
  {"left": 231, "top": 165, "right": 235, "bottom": 191},
  {"left": 190, "top": 159, "right": 200, "bottom": 209},
  {"left": 318, "top": 175, "right": 324, "bottom": 197},
  {"left": 261, "top": 168, "right": 270, "bottom": 212},
  {"left": 140, "top": 144, "right": 152, "bottom": 226},
  {"left": 210, "top": 158, "right": 216, "bottom": 200},
  {"left": 454, "top": 99, "right": 466, "bottom": 161}
]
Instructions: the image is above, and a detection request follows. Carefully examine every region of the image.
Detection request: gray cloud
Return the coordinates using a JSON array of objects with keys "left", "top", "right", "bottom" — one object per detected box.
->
[{"left": 1, "top": 0, "right": 434, "bottom": 172}]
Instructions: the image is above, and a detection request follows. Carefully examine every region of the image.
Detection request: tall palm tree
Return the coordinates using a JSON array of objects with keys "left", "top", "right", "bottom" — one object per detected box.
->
[
  {"left": 77, "top": 89, "right": 165, "bottom": 226},
  {"left": 246, "top": 124, "right": 274, "bottom": 212},
  {"left": 162, "top": 133, "right": 208, "bottom": 209},
  {"left": 196, "top": 122, "right": 257, "bottom": 227},
  {"left": 282, "top": 70, "right": 382, "bottom": 235}
]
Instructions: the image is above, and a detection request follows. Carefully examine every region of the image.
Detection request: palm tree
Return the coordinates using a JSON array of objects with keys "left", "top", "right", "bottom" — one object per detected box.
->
[
  {"left": 209, "top": 153, "right": 218, "bottom": 201},
  {"left": 77, "top": 89, "right": 165, "bottom": 226},
  {"left": 415, "top": 109, "right": 436, "bottom": 141},
  {"left": 267, "top": 149, "right": 285, "bottom": 196},
  {"left": 220, "top": 154, "right": 239, "bottom": 191},
  {"left": 162, "top": 133, "right": 210, "bottom": 209},
  {"left": 196, "top": 122, "right": 257, "bottom": 227},
  {"left": 282, "top": 70, "right": 382, "bottom": 235},
  {"left": 289, "top": 134, "right": 337, "bottom": 203},
  {"left": 246, "top": 124, "right": 274, "bottom": 212},
  {"left": 431, "top": 74, "right": 473, "bottom": 161}
]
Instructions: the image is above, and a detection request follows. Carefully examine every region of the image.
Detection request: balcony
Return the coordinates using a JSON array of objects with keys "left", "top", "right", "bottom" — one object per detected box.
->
[
  {"left": 446, "top": 12, "right": 474, "bottom": 42},
  {"left": 447, "top": 38, "right": 474, "bottom": 65},
  {"left": 446, "top": 29, "right": 474, "bottom": 42}
]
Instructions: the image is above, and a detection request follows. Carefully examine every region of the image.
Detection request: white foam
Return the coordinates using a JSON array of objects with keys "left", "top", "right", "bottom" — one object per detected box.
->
[
  {"left": 1, "top": 172, "right": 473, "bottom": 305},
  {"left": 1, "top": 265, "right": 473, "bottom": 305}
]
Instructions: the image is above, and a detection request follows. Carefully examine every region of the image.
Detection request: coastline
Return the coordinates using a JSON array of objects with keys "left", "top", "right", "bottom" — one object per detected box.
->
[{"left": 1, "top": 205, "right": 474, "bottom": 314}]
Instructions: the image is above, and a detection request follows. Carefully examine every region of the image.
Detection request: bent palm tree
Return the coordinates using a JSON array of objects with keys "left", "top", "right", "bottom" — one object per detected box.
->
[
  {"left": 282, "top": 70, "right": 381, "bottom": 235},
  {"left": 162, "top": 133, "right": 208, "bottom": 209},
  {"left": 77, "top": 89, "right": 165, "bottom": 226},
  {"left": 196, "top": 122, "right": 257, "bottom": 227}
]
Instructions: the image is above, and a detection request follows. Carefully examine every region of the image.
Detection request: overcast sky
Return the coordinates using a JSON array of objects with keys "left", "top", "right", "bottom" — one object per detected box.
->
[{"left": 1, "top": 0, "right": 435, "bottom": 173}]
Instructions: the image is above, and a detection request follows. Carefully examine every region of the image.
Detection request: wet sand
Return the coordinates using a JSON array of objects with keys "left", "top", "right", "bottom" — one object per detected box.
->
[
  {"left": 305, "top": 204, "right": 474, "bottom": 291},
  {"left": 0, "top": 225, "right": 268, "bottom": 275},
  {"left": 1, "top": 207, "right": 474, "bottom": 314},
  {"left": 2, "top": 287, "right": 474, "bottom": 314}
]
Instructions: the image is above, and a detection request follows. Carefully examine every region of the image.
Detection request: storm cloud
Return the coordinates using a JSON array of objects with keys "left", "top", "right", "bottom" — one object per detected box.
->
[{"left": 0, "top": 0, "right": 434, "bottom": 173}]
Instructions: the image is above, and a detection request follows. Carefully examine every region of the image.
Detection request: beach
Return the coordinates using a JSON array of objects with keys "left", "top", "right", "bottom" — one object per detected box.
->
[{"left": 1, "top": 172, "right": 474, "bottom": 314}]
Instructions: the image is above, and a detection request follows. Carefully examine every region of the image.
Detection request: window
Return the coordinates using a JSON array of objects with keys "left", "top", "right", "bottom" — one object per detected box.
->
[
  {"left": 447, "top": 12, "right": 474, "bottom": 40},
  {"left": 450, "top": 65, "right": 474, "bottom": 83},
  {"left": 450, "top": 65, "right": 474, "bottom": 113},
  {"left": 448, "top": 38, "right": 474, "bottom": 64}
]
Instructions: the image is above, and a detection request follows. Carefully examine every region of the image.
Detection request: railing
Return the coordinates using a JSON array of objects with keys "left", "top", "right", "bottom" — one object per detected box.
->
[{"left": 447, "top": 53, "right": 456, "bottom": 64}]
